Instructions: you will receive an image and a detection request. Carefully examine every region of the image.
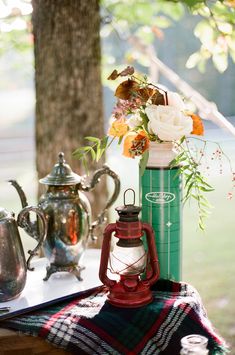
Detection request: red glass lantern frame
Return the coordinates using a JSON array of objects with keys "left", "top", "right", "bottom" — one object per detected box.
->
[{"left": 99, "top": 191, "right": 160, "bottom": 308}]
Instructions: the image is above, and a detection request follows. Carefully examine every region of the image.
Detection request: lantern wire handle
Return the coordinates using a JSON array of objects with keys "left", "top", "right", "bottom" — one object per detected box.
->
[{"left": 124, "top": 188, "right": 135, "bottom": 206}]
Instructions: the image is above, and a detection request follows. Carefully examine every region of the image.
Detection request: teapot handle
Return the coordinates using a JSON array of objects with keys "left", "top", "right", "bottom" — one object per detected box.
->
[
  {"left": 17, "top": 206, "right": 47, "bottom": 271},
  {"left": 80, "top": 164, "right": 120, "bottom": 240}
]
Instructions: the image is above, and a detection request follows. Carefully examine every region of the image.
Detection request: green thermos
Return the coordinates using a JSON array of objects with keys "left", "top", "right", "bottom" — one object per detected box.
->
[{"left": 140, "top": 142, "right": 182, "bottom": 281}]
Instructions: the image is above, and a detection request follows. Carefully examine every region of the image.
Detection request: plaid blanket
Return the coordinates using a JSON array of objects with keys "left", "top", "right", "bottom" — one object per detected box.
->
[{"left": 1, "top": 280, "right": 228, "bottom": 354}]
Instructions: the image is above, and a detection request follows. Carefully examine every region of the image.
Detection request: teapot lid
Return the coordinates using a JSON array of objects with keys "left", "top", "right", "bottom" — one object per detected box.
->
[{"left": 39, "top": 152, "right": 81, "bottom": 186}]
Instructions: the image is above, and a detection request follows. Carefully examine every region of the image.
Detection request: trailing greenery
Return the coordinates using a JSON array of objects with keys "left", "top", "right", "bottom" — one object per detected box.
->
[
  {"left": 170, "top": 137, "right": 214, "bottom": 230},
  {"left": 72, "top": 136, "right": 110, "bottom": 173}
]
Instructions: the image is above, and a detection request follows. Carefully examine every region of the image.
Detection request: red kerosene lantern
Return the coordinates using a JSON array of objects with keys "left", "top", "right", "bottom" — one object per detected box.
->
[{"left": 99, "top": 189, "right": 160, "bottom": 307}]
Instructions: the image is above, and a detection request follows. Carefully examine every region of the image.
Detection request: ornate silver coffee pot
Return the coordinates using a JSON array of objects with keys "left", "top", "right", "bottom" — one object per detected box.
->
[
  {"left": 0, "top": 206, "right": 47, "bottom": 301},
  {"left": 10, "top": 152, "right": 120, "bottom": 281}
]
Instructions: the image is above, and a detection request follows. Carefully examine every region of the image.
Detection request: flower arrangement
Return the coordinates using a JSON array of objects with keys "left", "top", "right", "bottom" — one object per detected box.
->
[{"left": 73, "top": 66, "right": 233, "bottom": 230}]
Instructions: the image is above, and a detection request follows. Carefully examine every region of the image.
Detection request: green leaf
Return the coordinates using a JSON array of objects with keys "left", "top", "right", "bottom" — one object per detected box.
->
[
  {"left": 212, "top": 52, "right": 228, "bottom": 73},
  {"left": 184, "top": 181, "right": 195, "bottom": 200},
  {"left": 72, "top": 152, "right": 83, "bottom": 159},
  {"left": 96, "top": 146, "right": 102, "bottom": 161},
  {"left": 72, "top": 148, "right": 82, "bottom": 156},
  {"left": 85, "top": 136, "right": 100, "bottom": 143},
  {"left": 203, "top": 180, "right": 214, "bottom": 190},
  {"left": 154, "top": 1, "right": 184, "bottom": 20},
  {"left": 185, "top": 172, "right": 194, "bottom": 186},
  {"left": 197, "top": 58, "right": 207, "bottom": 73},
  {"left": 72, "top": 146, "right": 91, "bottom": 157},
  {"left": 78, "top": 146, "right": 91, "bottom": 152},
  {"left": 194, "top": 21, "right": 214, "bottom": 44},
  {"left": 154, "top": 16, "right": 172, "bottom": 28},
  {"left": 135, "top": 26, "right": 154, "bottom": 44},
  {"left": 140, "top": 111, "right": 149, "bottom": 131},
  {"left": 95, "top": 142, "right": 107, "bottom": 161},
  {"left": 169, "top": 158, "right": 178, "bottom": 168},
  {"left": 199, "top": 186, "right": 214, "bottom": 192},
  {"left": 180, "top": 164, "right": 191, "bottom": 171},
  {"left": 176, "top": 151, "right": 186, "bottom": 160},
  {"left": 90, "top": 148, "right": 96, "bottom": 161},
  {"left": 100, "top": 136, "right": 109, "bottom": 149},
  {"left": 139, "top": 150, "right": 149, "bottom": 176},
  {"left": 186, "top": 52, "right": 201, "bottom": 69},
  {"left": 199, "top": 220, "right": 205, "bottom": 231},
  {"left": 83, "top": 157, "right": 89, "bottom": 175},
  {"left": 118, "top": 136, "right": 124, "bottom": 145}
]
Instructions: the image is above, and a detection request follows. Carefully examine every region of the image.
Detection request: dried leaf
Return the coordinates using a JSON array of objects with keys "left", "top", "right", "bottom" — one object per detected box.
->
[
  {"left": 119, "top": 66, "right": 135, "bottom": 77},
  {"left": 115, "top": 79, "right": 140, "bottom": 100},
  {"left": 151, "top": 90, "right": 165, "bottom": 105},
  {"left": 137, "top": 87, "right": 155, "bottom": 102},
  {"left": 107, "top": 66, "right": 134, "bottom": 81},
  {"left": 107, "top": 69, "right": 119, "bottom": 80}
]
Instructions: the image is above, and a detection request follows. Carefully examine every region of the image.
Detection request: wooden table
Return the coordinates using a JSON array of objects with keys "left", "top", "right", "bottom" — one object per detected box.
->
[{"left": 0, "top": 328, "right": 70, "bottom": 354}]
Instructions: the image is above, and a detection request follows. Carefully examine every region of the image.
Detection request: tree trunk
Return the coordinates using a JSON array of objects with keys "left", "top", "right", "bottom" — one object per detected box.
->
[{"left": 32, "top": 0, "right": 107, "bottom": 241}]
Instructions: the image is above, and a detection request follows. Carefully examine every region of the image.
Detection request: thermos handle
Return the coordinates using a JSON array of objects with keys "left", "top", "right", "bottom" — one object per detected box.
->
[
  {"left": 81, "top": 164, "right": 120, "bottom": 240},
  {"left": 142, "top": 223, "right": 160, "bottom": 286},
  {"left": 99, "top": 223, "right": 116, "bottom": 288},
  {"left": 17, "top": 206, "right": 47, "bottom": 271}
]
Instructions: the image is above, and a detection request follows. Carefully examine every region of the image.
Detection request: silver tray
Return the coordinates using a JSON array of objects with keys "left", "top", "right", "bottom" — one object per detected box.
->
[{"left": 0, "top": 249, "right": 101, "bottom": 321}]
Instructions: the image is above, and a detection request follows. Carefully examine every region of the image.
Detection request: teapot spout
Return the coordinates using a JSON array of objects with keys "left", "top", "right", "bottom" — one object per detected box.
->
[{"left": 8, "top": 180, "right": 29, "bottom": 208}]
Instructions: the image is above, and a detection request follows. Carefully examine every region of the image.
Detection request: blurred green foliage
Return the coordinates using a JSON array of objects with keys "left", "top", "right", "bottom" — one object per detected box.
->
[
  {"left": 101, "top": 0, "right": 235, "bottom": 73},
  {"left": 0, "top": 0, "right": 33, "bottom": 84},
  {"left": 0, "top": 0, "right": 32, "bottom": 52},
  {"left": 0, "top": 25, "right": 32, "bottom": 55},
  {"left": 0, "top": 0, "right": 234, "bottom": 74}
]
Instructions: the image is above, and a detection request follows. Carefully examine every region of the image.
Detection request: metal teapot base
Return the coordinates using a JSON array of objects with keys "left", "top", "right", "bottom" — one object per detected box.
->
[{"left": 43, "top": 263, "right": 85, "bottom": 281}]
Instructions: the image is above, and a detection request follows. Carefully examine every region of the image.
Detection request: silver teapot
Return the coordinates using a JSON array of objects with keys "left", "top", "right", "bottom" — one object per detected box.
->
[
  {"left": 10, "top": 152, "right": 120, "bottom": 281},
  {"left": 0, "top": 206, "right": 47, "bottom": 301}
]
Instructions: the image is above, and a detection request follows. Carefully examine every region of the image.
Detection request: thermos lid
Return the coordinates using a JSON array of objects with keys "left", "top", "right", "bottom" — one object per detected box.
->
[{"left": 39, "top": 152, "right": 81, "bottom": 186}]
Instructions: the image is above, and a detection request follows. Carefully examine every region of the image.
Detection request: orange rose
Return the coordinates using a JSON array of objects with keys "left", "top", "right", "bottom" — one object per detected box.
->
[
  {"left": 123, "top": 133, "right": 136, "bottom": 158},
  {"left": 123, "top": 131, "right": 149, "bottom": 158},
  {"left": 108, "top": 119, "right": 129, "bottom": 137},
  {"left": 186, "top": 112, "right": 204, "bottom": 136}
]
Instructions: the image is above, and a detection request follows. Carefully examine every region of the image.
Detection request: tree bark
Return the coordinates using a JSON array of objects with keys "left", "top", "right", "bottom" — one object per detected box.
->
[{"left": 32, "top": 0, "right": 107, "bottom": 234}]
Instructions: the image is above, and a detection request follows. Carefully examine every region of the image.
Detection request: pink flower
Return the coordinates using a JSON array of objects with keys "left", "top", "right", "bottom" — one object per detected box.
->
[{"left": 112, "top": 99, "right": 142, "bottom": 119}]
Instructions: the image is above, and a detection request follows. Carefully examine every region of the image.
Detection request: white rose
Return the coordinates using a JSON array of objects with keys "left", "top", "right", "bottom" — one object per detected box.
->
[
  {"left": 167, "top": 91, "right": 185, "bottom": 110},
  {"left": 128, "top": 113, "right": 142, "bottom": 129},
  {"left": 146, "top": 104, "right": 193, "bottom": 141}
]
